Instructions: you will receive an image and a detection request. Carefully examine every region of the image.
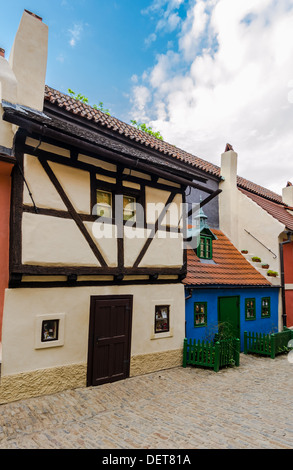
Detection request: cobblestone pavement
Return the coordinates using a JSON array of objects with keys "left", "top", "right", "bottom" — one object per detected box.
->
[{"left": 0, "top": 353, "right": 292, "bottom": 450}]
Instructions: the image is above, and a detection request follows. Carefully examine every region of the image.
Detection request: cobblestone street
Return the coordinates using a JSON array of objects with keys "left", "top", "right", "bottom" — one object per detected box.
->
[{"left": 0, "top": 353, "right": 292, "bottom": 450}]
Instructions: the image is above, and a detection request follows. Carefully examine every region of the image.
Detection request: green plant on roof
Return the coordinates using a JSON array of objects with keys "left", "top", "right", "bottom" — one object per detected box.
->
[
  {"left": 92, "top": 102, "right": 111, "bottom": 115},
  {"left": 68, "top": 89, "right": 111, "bottom": 115},
  {"left": 267, "top": 270, "right": 278, "bottom": 277},
  {"left": 251, "top": 256, "right": 261, "bottom": 262},
  {"left": 67, "top": 89, "right": 164, "bottom": 139},
  {"left": 130, "top": 120, "right": 163, "bottom": 141}
]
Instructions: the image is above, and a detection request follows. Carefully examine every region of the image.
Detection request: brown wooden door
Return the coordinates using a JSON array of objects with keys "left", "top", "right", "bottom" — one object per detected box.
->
[{"left": 87, "top": 295, "right": 133, "bottom": 386}]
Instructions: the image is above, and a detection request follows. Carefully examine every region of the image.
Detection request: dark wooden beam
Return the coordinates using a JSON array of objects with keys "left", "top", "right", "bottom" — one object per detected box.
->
[
  {"left": 4, "top": 113, "right": 215, "bottom": 194},
  {"left": 132, "top": 192, "right": 177, "bottom": 268},
  {"left": 11, "top": 264, "right": 184, "bottom": 276},
  {"left": 38, "top": 157, "right": 108, "bottom": 267}
]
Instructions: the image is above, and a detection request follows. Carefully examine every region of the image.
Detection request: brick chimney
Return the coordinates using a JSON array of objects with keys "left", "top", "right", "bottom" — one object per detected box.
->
[
  {"left": 282, "top": 181, "right": 293, "bottom": 207},
  {"left": 8, "top": 9, "right": 48, "bottom": 111}
]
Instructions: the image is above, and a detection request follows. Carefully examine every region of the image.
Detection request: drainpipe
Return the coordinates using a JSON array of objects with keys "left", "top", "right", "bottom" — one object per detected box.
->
[
  {"left": 279, "top": 232, "right": 292, "bottom": 327},
  {"left": 184, "top": 287, "right": 193, "bottom": 338},
  {"left": 185, "top": 287, "right": 193, "bottom": 301}
]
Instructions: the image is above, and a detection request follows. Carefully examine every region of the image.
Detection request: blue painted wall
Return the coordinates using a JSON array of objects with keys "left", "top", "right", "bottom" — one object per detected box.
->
[{"left": 185, "top": 286, "right": 280, "bottom": 351}]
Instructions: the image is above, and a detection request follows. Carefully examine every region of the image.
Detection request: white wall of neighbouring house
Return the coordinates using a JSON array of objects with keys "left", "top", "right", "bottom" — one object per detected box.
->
[{"left": 219, "top": 149, "right": 284, "bottom": 274}]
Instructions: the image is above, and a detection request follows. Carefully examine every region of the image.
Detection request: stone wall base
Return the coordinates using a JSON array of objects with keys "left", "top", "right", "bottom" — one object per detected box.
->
[
  {"left": 130, "top": 348, "right": 183, "bottom": 377},
  {"left": 0, "top": 348, "right": 183, "bottom": 404},
  {"left": 0, "top": 363, "right": 87, "bottom": 404}
]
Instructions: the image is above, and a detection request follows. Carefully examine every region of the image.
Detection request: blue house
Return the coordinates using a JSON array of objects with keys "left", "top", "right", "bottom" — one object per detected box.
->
[{"left": 184, "top": 211, "right": 279, "bottom": 351}]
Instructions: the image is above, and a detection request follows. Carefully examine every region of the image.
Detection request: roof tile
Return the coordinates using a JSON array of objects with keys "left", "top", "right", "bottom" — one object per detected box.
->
[
  {"left": 44, "top": 85, "right": 289, "bottom": 207},
  {"left": 184, "top": 229, "right": 271, "bottom": 286},
  {"left": 239, "top": 188, "right": 293, "bottom": 231}
]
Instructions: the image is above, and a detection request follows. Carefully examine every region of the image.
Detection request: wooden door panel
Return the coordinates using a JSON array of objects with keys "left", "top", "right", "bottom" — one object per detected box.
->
[
  {"left": 218, "top": 296, "right": 240, "bottom": 339},
  {"left": 88, "top": 295, "right": 132, "bottom": 386}
]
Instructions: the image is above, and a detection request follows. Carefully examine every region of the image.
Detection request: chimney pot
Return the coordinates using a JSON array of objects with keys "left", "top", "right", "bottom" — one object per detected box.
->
[
  {"left": 0, "top": 48, "right": 5, "bottom": 58},
  {"left": 225, "top": 143, "right": 234, "bottom": 152},
  {"left": 24, "top": 9, "right": 43, "bottom": 22}
]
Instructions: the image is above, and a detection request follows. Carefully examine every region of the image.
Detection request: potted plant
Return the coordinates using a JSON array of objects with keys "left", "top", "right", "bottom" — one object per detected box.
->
[
  {"left": 241, "top": 250, "right": 248, "bottom": 254},
  {"left": 267, "top": 270, "right": 278, "bottom": 277},
  {"left": 251, "top": 256, "right": 261, "bottom": 262},
  {"left": 262, "top": 263, "right": 269, "bottom": 269}
]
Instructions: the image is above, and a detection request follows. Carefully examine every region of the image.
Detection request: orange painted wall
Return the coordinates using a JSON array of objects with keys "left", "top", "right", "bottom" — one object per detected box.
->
[{"left": 0, "top": 161, "right": 13, "bottom": 341}]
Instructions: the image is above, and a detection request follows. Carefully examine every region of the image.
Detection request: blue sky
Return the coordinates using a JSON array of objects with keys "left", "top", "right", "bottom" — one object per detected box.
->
[
  {"left": 1, "top": 0, "right": 187, "bottom": 121},
  {"left": 2, "top": 0, "right": 293, "bottom": 193},
  {"left": 2, "top": 1, "right": 148, "bottom": 117}
]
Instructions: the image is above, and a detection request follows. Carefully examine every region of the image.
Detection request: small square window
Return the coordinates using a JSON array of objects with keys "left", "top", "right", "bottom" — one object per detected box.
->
[
  {"left": 261, "top": 297, "right": 271, "bottom": 318},
  {"left": 194, "top": 302, "right": 207, "bottom": 327},
  {"left": 41, "top": 319, "right": 59, "bottom": 342},
  {"left": 97, "top": 190, "right": 112, "bottom": 218},
  {"left": 245, "top": 298, "right": 256, "bottom": 320},
  {"left": 123, "top": 195, "right": 136, "bottom": 222},
  {"left": 155, "top": 305, "right": 170, "bottom": 333}
]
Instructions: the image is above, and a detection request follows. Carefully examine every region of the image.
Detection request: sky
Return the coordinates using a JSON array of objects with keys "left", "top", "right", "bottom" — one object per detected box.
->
[{"left": 1, "top": 0, "right": 293, "bottom": 194}]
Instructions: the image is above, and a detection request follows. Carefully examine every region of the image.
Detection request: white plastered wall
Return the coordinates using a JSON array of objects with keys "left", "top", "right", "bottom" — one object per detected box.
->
[
  {"left": 1, "top": 283, "right": 185, "bottom": 376},
  {"left": 234, "top": 190, "right": 284, "bottom": 272},
  {"left": 22, "top": 212, "right": 101, "bottom": 267},
  {"left": 219, "top": 151, "right": 284, "bottom": 273},
  {"left": 219, "top": 150, "right": 284, "bottom": 330}
]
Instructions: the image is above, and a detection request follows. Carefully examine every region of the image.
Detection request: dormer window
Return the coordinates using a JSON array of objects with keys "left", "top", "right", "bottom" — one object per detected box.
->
[
  {"left": 191, "top": 203, "right": 216, "bottom": 260},
  {"left": 198, "top": 235, "right": 213, "bottom": 259}
]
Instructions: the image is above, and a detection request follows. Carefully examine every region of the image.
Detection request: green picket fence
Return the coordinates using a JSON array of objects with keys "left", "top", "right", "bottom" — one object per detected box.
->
[
  {"left": 244, "top": 327, "right": 293, "bottom": 359},
  {"left": 183, "top": 337, "right": 240, "bottom": 372}
]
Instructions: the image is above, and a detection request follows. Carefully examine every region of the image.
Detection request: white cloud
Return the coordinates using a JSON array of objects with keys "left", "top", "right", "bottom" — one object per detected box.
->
[
  {"left": 68, "top": 23, "right": 83, "bottom": 47},
  {"left": 142, "top": 0, "right": 184, "bottom": 39},
  {"left": 145, "top": 32, "right": 157, "bottom": 47},
  {"left": 131, "top": 0, "right": 293, "bottom": 194},
  {"left": 130, "top": 86, "right": 152, "bottom": 121},
  {"left": 131, "top": 74, "right": 139, "bottom": 83}
]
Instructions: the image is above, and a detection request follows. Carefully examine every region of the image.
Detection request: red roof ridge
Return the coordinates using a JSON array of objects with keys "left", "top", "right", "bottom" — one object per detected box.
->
[
  {"left": 44, "top": 85, "right": 220, "bottom": 177},
  {"left": 44, "top": 85, "right": 283, "bottom": 204}
]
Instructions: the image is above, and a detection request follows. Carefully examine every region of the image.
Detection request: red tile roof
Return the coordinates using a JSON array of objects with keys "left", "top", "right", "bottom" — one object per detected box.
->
[
  {"left": 239, "top": 188, "right": 293, "bottom": 231},
  {"left": 43, "top": 86, "right": 287, "bottom": 207},
  {"left": 44, "top": 86, "right": 220, "bottom": 177},
  {"left": 236, "top": 176, "right": 282, "bottom": 204},
  {"left": 184, "top": 229, "right": 271, "bottom": 286}
]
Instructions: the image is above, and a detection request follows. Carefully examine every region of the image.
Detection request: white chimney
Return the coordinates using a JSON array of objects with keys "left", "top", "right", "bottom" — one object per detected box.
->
[
  {"left": 282, "top": 182, "right": 293, "bottom": 207},
  {"left": 8, "top": 10, "right": 48, "bottom": 111},
  {"left": 219, "top": 144, "right": 239, "bottom": 244},
  {"left": 0, "top": 48, "right": 18, "bottom": 148}
]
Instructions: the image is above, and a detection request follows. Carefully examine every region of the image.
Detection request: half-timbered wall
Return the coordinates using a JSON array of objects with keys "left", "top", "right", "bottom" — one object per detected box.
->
[{"left": 12, "top": 135, "right": 185, "bottom": 285}]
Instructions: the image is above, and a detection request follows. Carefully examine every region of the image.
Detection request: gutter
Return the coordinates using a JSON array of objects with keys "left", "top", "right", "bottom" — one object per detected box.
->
[
  {"left": 279, "top": 231, "right": 292, "bottom": 327},
  {"left": 3, "top": 109, "right": 221, "bottom": 201}
]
